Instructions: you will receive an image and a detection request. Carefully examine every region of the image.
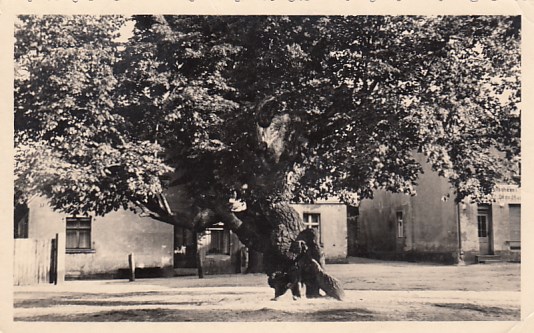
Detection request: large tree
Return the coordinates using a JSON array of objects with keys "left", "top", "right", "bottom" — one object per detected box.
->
[{"left": 15, "top": 15, "right": 520, "bottom": 296}]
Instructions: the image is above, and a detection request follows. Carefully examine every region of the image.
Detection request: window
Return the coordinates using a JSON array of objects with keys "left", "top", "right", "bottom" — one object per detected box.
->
[
  {"left": 66, "top": 217, "right": 92, "bottom": 251},
  {"left": 509, "top": 204, "right": 521, "bottom": 242},
  {"left": 396, "top": 211, "right": 404, "bottom": 238},
  {"left": 477, "top": 205, "right": 491, "bottom": 238},
  {"left": 477, "top": 215, "right": 488, "bottom": 238},
  {"left": 303, "top": 213, "right": 321, "bottom": 242},
  {"left": 14, "top": 204, "right": 29, "bottom": 239},
  {"left": 206, "top": 223, "right": 231, "bottom": 255},
  {"left": 303, "top": 213, "right": 320, "bottom": 230}
]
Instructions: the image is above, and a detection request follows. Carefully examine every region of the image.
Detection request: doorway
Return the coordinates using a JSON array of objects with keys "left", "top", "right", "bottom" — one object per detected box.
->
[
  {"left": 174, "top": 227, "right": 197, "bottom": 268},
  {"left": 477, "top": 206, "right": 492, "bottom": 255}
]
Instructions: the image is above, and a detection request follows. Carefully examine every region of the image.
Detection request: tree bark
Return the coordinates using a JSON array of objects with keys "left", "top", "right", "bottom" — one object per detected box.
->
[
  {"left": 141, "top": 191, "right": 344, "bottom": 299},
  {"left": 217, "top": 201, "right": 343, "bottom": 299},
  {"left": 246, "top": 249, "right": 264, "bottom": 273}
]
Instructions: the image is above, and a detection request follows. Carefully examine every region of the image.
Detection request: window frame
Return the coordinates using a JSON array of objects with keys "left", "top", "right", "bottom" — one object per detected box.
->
[
  {"left": 303, "top": 213, "right": 322, "bottom": 244},
  {"left": 477, "top": 215, "right": 488, "bottom": 238},
  {"left": 14, "top": 204, "right": 29, "bottom": 239},
  {"left": 206, "top": 222, "right": 232, "bottom": 255},
  {"left": 477, "top": 205, "right": 491, "bottom": 239},
  {"left": 66, "top": 216, "right": 94, "bottom": 253}
]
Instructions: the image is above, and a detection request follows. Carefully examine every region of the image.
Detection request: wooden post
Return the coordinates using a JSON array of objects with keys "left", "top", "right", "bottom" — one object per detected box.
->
[
  {"left": 50, "top": 235, "right": 57, "bottom": 284},
  {"left": 195, "top": 232, "right": 204, "bottom": 279},
  {"left": 196, "top": 251, "right": 204, "bottom": 279},
  {"left": 128, "top": 253, "right": 135, "bottom": 282},
  {"left": 56, "top": 232, "right": 66, "bottom": 284},
  {"left": 50, "top": 234, "right": 59, "bottom": 284}
]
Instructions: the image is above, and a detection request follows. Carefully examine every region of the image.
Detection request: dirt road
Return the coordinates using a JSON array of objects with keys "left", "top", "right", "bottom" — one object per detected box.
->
[{"left": 13, "top": 258, "right": 520, "bottom": 322}]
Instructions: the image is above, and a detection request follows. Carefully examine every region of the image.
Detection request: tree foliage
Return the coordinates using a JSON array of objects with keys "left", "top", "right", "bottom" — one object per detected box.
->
[
  {"left": 15, "top": 15, "right": 521, "bottom": 224},
  {"left": 15, "top": 15, "right": 172, "bottom": 215}
]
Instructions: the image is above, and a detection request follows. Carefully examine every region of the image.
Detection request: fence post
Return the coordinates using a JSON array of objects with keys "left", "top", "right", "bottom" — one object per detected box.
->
[
  {"left": 50, "top": 236, "right": 57, "bottom": 284},
  {"left": 128, "top": 253, "right": 135, "bottom": 282},
  {"left": 56, "top": 233, "right": 66, "bottom": 284}
]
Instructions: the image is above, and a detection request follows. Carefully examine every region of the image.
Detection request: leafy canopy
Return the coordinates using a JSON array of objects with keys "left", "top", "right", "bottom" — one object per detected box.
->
[
  {"left": 14, "top": 15, "right": 520, "bottom": 217},
  {"left": 15, "top": 15, "right": 172, "bottom": 215}
]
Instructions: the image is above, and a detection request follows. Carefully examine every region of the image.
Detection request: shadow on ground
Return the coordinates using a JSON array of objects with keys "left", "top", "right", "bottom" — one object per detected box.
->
[{"left": 16, "top": 307, "right": 379, "bottom": 322}]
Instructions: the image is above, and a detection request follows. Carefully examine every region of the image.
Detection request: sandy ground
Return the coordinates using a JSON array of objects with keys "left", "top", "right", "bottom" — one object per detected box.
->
[{"left": 13, "top": 257, "right": 520, "bottom": 322}]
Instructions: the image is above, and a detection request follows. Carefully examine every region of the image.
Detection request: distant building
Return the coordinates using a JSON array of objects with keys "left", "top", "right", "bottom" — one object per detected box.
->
[
  {"left": 16, "top": 197, "right": 174, "bottom": 280},
  {"left": 174, "top": 201, "right": 349, "bottom": 275},
  {"left": 291, "top": 201, "right": 348, "bottom": 263},
  {"left": 352, "top": 156, "right": 520, "bottom": 264},
  {"left": 15, "top": 196, "right": 349, "bottom": 281}
]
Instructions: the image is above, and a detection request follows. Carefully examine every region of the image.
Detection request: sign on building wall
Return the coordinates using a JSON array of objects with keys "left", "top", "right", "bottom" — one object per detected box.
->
[{"left": 493, "top": 184, "right": 521, "bottom": 204}]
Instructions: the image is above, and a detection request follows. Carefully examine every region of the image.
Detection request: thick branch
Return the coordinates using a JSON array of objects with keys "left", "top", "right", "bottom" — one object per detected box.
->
[
  {"left": 134, "top": 195, "right": 196, "bottom": 229},
  {"left": 140, "top": 209, "right": 195, "bottom": 229},
  {"left": 192, "top": 208, "right": 219, "bottom": 231},
  {"left": 212, "top": 203, "right": 270, "bottom": 253}
]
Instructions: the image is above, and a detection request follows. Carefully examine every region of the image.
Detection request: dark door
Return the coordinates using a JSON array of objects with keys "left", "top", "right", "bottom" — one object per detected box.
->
[
  {"left": 174, "top": 227, "right": 197, "bottom": 268},
  {"left": 477, "top": 206, "right": 492, "bottom": 255}
]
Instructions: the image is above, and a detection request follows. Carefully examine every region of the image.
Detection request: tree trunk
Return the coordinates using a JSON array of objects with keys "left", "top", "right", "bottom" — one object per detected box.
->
[
  {"left": 217, "top": 201, "right": 343, "bottom": 299},
  {"left": 187, "top": 200, "right": 343, "bottom": 299},
  {"left": 308, "top": 259, "right": 345, "bottom": 301},
  {"left": 246, "top": 249, "right": 263, "bottom": 273}
]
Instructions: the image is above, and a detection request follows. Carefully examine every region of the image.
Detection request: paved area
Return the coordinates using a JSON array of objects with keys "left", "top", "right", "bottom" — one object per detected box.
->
[{"left": 12, "top": 258, "right": 521, "bottom": 322}]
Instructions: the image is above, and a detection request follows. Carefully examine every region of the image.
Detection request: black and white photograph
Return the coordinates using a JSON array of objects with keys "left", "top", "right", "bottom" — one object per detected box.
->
[{"left": 1, "top": 1, "right": 532, "bottom": 332}]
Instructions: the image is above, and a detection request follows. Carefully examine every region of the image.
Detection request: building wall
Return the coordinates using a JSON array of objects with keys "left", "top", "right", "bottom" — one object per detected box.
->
[
  {"left": 28, "top": 197, "right": 174, "bottom": 278},
  {"left": 190, "top": 202, "right": 349, "bottom": 275},
  {"left": 356, "top": 155, "right": 521, "bottom": 264},
  {"left": 459, "top": 185, "right": 521, "bottom": 262},
  {"left": 491, "top": 185, "right": 521, "bottom": 261},
  {"left": 457, "top": 203, "right": 479, "bottom": 262},
  {"left": 357, "top": 154, "right": 460, "bottom": 264},
  {"left": 291, "top": 202, "right": 348, "bottom": 261}
]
